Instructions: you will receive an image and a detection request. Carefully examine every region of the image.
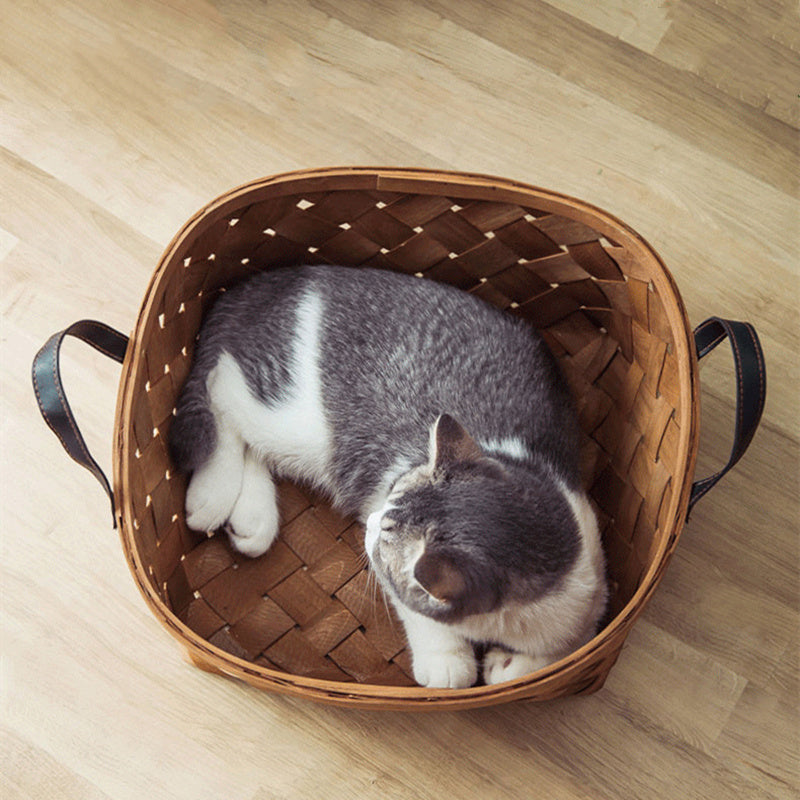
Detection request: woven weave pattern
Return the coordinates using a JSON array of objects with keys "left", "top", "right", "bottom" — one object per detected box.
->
[{"left": 116, "top": 170, "right": 693, "bottom": 705}]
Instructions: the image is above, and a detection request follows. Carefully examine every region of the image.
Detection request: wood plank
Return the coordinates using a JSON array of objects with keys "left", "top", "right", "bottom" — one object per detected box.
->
[
  {"left": 655, "top": 0, "right": 800, "bottom": 127},
  {"left": 2, "top": 0, "right": 797, "bottom": 797},
  {"left": 420, "top": 0, "right": 799, "bottom": 194}
]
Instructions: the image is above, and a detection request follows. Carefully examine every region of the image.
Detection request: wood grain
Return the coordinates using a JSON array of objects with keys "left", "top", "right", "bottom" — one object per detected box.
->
[{"left": 2, "top": 0, "right": 797, "bottom": 798}]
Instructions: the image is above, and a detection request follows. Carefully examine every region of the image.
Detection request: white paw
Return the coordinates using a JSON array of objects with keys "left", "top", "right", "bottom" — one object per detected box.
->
[
  {"left": 483, "top": 649, "right": 552, "bottom": 685},
  {"left": 224, "top": 450, "right": 280, "bottom": 558},
  {"left": 185, "top": 463, "right": 243, "bottom": 532},
  {"left": 226, "top": 487, "right": 280, "bottom": 558},
  {"left": 411, "top": 647, "right": 478, "bottom": 689}
]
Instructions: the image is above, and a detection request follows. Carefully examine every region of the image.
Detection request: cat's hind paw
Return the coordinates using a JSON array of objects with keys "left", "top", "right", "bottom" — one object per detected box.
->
[
  {"left": 483, "top": 649, "right": 553, "bottom": 685},
  {"left": 225, "top": 451, "right": 280, "bottom": 558},
  {"left": 185, "top": 461, "right": 243, "bottom": 533},
  {"left": 226, "top": 495, "right": 279, "bottom": 558}
]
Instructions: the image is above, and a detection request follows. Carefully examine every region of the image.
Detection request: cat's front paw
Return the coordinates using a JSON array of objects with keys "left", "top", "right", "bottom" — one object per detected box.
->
[
  {"left": 483, "top": 648, "right": 552, "bottom": 685},
  {"left": 412, "top": 648, "right": 478, "bottom": 689}
]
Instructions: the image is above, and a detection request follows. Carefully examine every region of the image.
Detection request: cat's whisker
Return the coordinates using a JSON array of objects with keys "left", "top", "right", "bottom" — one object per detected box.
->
[
  {"left": 365, "top": 568, "right": 395, "bottom": 633},
  {"left": 355, "top": 550, "right": 369, "bottom": 571},
  {"left": 367, "top": 568, "right": 379, "bottom": 609},
  {"left": 368, "top": 572, "right": 392, "bottom": 635},
  {"left": 380, "top": 585, "right": 397, "bottom": 634}
]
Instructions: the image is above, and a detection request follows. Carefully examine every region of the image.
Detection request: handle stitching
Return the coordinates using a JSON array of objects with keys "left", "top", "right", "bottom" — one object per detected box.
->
[
  {"left": 745, "top": 322, "right": 765, "bottom": 415},
  {"left": 728, "top": 321, "right": 746, "bottom": 460},
  {"left": 35, "top": 323, "right": 126, "bottom": 468},
  {"left": 50, "top": 335, "right": 97, "bottom": 469},
  {"left": 694, "top": 318, "right": 720, "bottom": 336},
  {"left": 690, "top": 319, "right": 766, "bottom": 510},
  {"left": 71, "top": 332, "right": 124, "bottom": 361},
  {"left": 33, "top": 322, "right": 126, "bottom": 526},
  {"left": 699, "top": 331, "right": 726, "bottom": 358},
  {"left": 695, "top": 321, "right": 744, "bottom": 490},
  {"left": 694, "top": 318, "right": 726, "bottom": 358},
  {"left": 71, "top": 321, "right": 127, "bottom": 361},
  {"left": 32, "top": 345, "right": 73, "bottom": 457},
  {"left": 691, "top": 481, "right": 714, "bottom": 504},
  {"left": 81, "top": 319, "right": 128, "bottom": 347}
]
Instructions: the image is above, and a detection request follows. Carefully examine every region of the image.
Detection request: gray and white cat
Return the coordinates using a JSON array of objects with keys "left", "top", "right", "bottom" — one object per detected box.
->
[{"left": 169, "top": 265, "right": 607, "bottom": 688}]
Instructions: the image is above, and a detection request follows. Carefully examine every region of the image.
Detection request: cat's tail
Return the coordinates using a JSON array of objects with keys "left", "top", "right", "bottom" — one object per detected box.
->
[{"left": 168, "top": 371, "right": 217, "bottom": 473}]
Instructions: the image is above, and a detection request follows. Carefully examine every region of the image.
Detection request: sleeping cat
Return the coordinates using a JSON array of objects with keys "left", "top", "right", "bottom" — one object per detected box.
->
[{"left": 169, "top": 265, "right": 608, "bottom": 688}]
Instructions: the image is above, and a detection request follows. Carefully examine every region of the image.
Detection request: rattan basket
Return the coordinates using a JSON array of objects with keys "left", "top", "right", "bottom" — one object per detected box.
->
[{"left": 34, "top": 167, "right": 766, "bottom": 710}]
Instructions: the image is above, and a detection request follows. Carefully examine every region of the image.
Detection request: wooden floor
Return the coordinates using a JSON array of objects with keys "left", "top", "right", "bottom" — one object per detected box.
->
[{"left": 2, "top": 1, "right": 798, "bottom": 798}]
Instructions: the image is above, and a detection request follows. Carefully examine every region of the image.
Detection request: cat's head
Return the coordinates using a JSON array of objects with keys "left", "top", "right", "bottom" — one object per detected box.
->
[{"left": 364, "top": 414, "right": 580, "bottom": 623}]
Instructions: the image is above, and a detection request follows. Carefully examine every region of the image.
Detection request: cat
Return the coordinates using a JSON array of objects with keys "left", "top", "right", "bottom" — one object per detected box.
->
[{"left": 169, "top": 264, "right": 608, "bottom": 688}]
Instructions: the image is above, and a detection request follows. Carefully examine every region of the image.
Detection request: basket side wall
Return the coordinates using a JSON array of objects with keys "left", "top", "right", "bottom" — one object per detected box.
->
[{"left": 113, "top": 168, "right": 698, "bottom": 706}]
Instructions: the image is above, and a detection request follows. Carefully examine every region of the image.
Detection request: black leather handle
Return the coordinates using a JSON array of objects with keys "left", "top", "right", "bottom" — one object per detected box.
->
[
  {"left": 32, "top": 320, "right": 129, "bottom": 526},
  {"left": 688, "top": 317, "right": 766, "bottom": 518}
]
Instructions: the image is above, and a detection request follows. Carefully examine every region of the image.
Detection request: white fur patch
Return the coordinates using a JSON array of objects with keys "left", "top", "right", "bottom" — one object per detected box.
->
[
  {"left": 557, "top": 482, "right": 609, "bottom": 643},
  {"left": 364, "top": 509, "right": 384, "bottom": 557},
  {"left": 478, "top": 436, "right": 532, "bottom": 462},
  {"left": 392, "top": 603, "right": 478, "bottom": 688},
  {"left": 426, "top": 420, "right": 439, "bottom": 470},
  {"left": 208, "top": 290, "right": 333, "bottom": 489}
]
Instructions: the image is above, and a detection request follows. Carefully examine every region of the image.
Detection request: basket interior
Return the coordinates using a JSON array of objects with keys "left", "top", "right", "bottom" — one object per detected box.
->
[{"left": 119, "top": 176, "right": 688, "bottom": 687}]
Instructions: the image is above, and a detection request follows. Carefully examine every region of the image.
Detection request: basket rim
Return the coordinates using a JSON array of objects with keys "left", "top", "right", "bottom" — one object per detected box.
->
[{"left": 112, "top": 166, "right": 700, "bottom": 709}]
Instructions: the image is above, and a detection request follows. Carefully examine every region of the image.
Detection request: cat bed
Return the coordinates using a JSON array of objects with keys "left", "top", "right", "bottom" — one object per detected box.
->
[{"left": 33, "top": 168, "right": 765, "bottom": 710}]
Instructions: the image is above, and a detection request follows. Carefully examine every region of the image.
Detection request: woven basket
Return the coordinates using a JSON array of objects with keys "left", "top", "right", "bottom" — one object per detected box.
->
[{"left": 34, "top": 168, "right": 766, "bottom": 710}]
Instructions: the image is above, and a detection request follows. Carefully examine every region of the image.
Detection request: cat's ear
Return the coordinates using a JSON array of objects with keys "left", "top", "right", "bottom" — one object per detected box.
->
[
  {"left": 430, "top": 414, "right": 483, "bottom": 469},
  {"left": 414, "top": 549, "right": 466, "bottom": 605}
]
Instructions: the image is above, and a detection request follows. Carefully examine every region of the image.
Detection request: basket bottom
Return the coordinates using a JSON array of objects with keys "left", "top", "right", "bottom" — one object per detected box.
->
[{"left": 171, "top": 480, "right": 419, "bottom": 686}]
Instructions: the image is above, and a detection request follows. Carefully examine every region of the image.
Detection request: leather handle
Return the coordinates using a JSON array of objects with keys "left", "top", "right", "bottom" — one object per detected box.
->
[
  {"left": 688, "top": 317, "right": 766, "bottom": 518},
  {"left": 32, "top": 321, "right": 129, "bottom": 526}
]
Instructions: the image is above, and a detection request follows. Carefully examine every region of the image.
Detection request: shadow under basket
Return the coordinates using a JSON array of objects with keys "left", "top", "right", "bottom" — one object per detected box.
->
[{"left": 33, "top": 168, "right": 767, "bottom": 710}]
